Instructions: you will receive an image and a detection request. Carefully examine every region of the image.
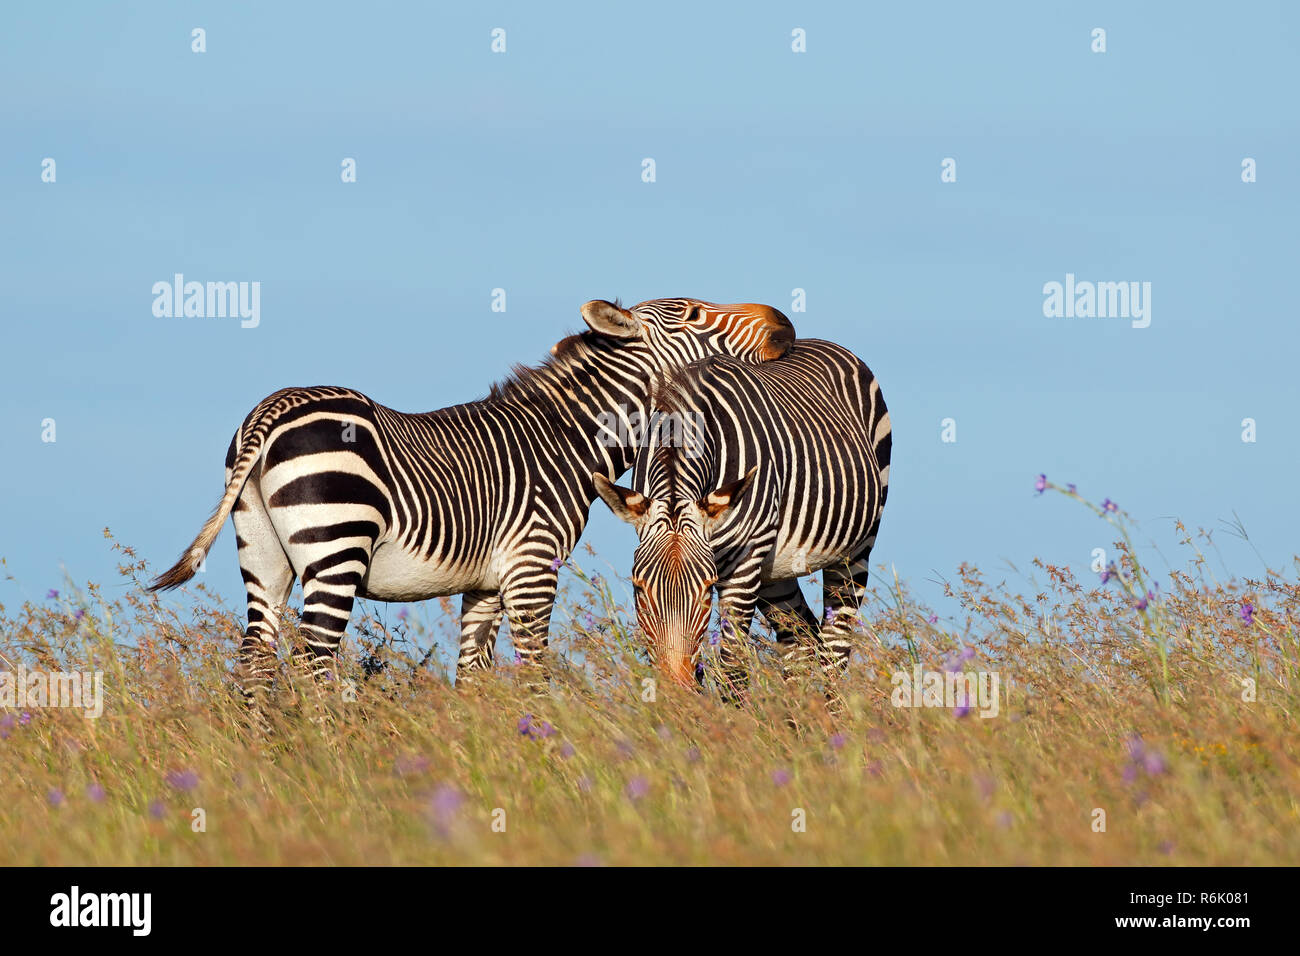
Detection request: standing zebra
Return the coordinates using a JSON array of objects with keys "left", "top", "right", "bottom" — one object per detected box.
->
[
  {"left": 593, "top": 339, "right": 890, "bottom": 705},
  {"left": 148, "top": 298, "right": 795, "bottom": 696}
]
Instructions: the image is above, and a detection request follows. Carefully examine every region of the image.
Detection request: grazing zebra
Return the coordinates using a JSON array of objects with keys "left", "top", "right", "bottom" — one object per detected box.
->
[
  {"left": 593, "top": 339, "right": 890, "bottom": 706},
  {"left": 148, "top": 298, "right": 795, "bottom": 696}
]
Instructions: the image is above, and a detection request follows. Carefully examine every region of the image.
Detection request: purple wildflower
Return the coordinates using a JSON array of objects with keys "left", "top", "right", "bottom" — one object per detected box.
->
[
  {"left": 165, "top": 769, "right": 199, "bottom": 792},
  {"left": 927, "top": 614, "right": 938, "bottom": 625},
  {"left": 953, "top": 695, "right": 972, "bottom": 719},
  {"left": 74, "top": 609, "right": 85, "bottom": 621},
  {"left": 771, "top": 768, "right": 792, "bottom": 787},
  {"left": 708, "top": 629, "right": 720, "bottom": 647},
  {"left": 86, "top": 782, "right": 105, "bottom": 803},
  {"left": 685, "top": 747, "right": 701, "bottom": 763},
  {"left": 430, "top": 785, "right": 464, "bottom": 818},
  {"left": 656, "top": 724, "right": 672, "bottom": 740},
  {"left": 549, "top": 557, "right": 564, "bottom": 572},
  {"left": 0, "top": 714, "right": 13, "bottom": 739},
  {"left": 518, "top": 713, "right": 534, "bottom": 737},
  {"left": 1067, "top": 483, "right": 1077, "bottom": 494},
  {"left": 625, "top": 776, "right": 650, "bottom": 801},
  {"left": 47, "top": 788, "right": 64, "bottom": 807},
  {"left": 396, "top": 608, "right": 408, "bottom": 622},
  {"left": 395, "top": 755, "right": 430, "bottom": 776},
  {"left": 1102, "top": 498, "right": 1118, "bottom": 514},
  {"left": 943, "top": 646, "right": 975, "bottom": 673},
  {"left": 1239, "top": 602, "right": 1255, "bottom": 625},
  {"left": 559, "top": 741, "right": 575, "bottom": 759},
  {"left": 829, "top": 733, "right": 846, "bottom": 751},
  {"left": 1122, "top": 735, "right": 1166, "bottom": 781},
  {"left": 148, "top": 800, "right": 166, "bottom": 820},
  {"left": 18, "top": 712, "right": 31, "bottom": 727},
  {"left": 1034, "top": 474, "right": 1047, "bottom": 495},
  {"left": 46, "top": 589, "right": 59, "bottom": 600},
  {"left": 428, "top": 785, "right": 464, "bottom": 837},
  {"left": 537, "top": 721, "right": 556, "bottom": 739}
]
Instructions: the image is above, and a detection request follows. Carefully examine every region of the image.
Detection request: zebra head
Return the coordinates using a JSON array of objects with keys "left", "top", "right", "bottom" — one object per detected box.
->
[
  {"left": 577, "top": 298, "right": 794, "bottom": 366},
  {"left": 594, "top": 466, "right": 758, "bottom": 686}
]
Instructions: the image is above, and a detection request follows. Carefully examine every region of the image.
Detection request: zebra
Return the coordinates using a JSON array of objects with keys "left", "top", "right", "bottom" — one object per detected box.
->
[
  {"left": 592, "top": 338, "right": 890, "bottom": 708},
  {"left": 148, "top": 298, "right": 795, "bottom": 697}
]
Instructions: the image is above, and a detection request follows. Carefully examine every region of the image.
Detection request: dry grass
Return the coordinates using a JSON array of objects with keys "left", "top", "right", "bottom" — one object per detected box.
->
[{"left": 2, "top": 488, "right": 1298, "bottom": 865}]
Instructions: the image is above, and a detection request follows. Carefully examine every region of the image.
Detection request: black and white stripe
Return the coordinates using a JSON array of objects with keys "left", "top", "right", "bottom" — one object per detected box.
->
[
  {"left": 594, "top": 338, "right": 891, "bottom": 706},
  {"left": 149, "top": 298, "right": 795, "bottom": 696}
]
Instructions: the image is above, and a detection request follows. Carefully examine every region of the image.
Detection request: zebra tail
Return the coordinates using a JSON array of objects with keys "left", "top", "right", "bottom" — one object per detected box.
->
[{"left": 147, "top": 427, "right": 266, "bottom": 592}]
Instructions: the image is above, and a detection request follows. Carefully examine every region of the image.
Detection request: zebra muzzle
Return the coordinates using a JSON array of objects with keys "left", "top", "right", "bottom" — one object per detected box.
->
[{"left": 656, "top": 643, "right": 697, "bottom": 687}]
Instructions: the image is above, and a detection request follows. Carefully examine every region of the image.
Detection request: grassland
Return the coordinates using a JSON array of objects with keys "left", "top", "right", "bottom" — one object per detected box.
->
[{"left": 1, "top": 486, "right": 1297, "bottom": 865}]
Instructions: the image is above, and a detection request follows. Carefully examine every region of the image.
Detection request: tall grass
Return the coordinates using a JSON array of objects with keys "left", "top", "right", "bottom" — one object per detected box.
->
[{"left": 1, "top": 487, "right": 1297, "bottom": 865}]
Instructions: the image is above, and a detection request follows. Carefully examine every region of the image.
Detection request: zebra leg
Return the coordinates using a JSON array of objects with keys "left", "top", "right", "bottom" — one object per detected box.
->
[
  {"left": 501, "top": 562, "right": 559, "bottom": 693},
  {"left": 819, "top": 547, "right": 873, "bottom": 716},
  {"left": 756, "top": 578, "right": 820, "bottom": 683},
  {"left": 456, "top": 589, "right": 503, "bottom": 686},
  {"left": 232, "top": 488, "right": 295, "bottom": 702},
  {"left": 292, "top": 550, "right": 367, "bottom": 686},
  {"left": 714, "top": 586, "right": 758, "bottom": 705}
]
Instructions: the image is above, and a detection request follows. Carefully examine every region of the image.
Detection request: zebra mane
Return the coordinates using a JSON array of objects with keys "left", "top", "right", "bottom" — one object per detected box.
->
[
  {"left": 481, "top": 330, "right": 616, "bottom": 405},
  {"left": 649, "top": 357, "right": 724, "bottom": 417}
]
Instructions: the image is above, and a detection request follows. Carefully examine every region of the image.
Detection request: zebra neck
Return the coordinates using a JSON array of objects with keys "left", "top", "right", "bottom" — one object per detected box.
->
[{"left": 485, "top": 334, "right": 659, "bottom": 478}]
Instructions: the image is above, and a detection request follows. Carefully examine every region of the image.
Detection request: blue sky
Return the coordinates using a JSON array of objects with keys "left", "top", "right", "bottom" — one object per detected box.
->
[{"left": 2, "top": 2, "right": 1296, "bottom": 648}]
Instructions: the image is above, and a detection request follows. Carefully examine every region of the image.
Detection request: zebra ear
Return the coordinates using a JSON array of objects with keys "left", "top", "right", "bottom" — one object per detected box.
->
[
  {"left": 698, "top": 466, "right": 758, "bottom": 528},
  {"left": 580, "top": 299, "right": 641, "bottom": 340},
  {"left": 593, "top": 472, "right": 651, "bottom": 526}
]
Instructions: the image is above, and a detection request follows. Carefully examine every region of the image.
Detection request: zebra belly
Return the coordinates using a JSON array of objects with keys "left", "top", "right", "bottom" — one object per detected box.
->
[
  {"left": 764, "top": 535, "right": 869, "bottom": 581},
  {"left": 360, "top": 542, "right": 487, "bottom": 602}
]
